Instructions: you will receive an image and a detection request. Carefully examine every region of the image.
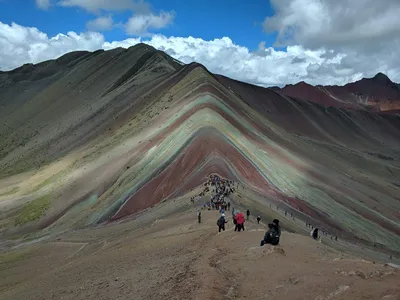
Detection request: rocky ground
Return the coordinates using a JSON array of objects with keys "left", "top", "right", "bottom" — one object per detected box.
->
[{"left": 0, "top": 193, "right": 399, "bottom": 300}]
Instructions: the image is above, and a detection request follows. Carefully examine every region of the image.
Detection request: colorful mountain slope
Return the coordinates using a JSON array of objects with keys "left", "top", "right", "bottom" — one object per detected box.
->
[{"left": 0, "top": 45, "right": 399, "bottom": 255}]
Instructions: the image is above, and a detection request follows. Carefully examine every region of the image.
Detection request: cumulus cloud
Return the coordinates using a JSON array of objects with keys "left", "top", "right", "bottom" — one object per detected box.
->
[
  {"left": 262, "top": 0, "right": 400, "bottom": 84},
  {"left": 59, "top": 0, "right": 174, "bottom": 37},
  {"left": 264, "top": 0, "right": 400, "bottom": 51},
  {"left": 36, "top": 0, "right": 50, "bottom": 10},
  {"left": 135, "top": 36, "right": 362, "bottom": 86},
  {"left": 58, "top": 0, "right": 150, "bottom": 13},
  {"left": 125, "top": 11, "right": 175, "bottom": 36},
  {"left": 0, "top": 22, "right": 104, "bottom": 71},
  {"left": 1, "top": 21, "right": 399, "bottom": 87},
  {"left": 87, "top": 16, "right": 114, "bottom": 31}
]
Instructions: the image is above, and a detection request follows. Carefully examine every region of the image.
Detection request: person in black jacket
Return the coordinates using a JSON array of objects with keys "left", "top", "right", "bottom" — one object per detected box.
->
[
  {"left": 260, "top": 219, "right": 281, "bottom": 246},
  {"left": 217, "top": 214, "right": 228, "bottom": 232}
]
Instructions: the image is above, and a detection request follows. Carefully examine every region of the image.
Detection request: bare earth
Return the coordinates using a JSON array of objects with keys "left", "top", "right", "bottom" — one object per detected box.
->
[{"left": 1, "top": 195, "right": 399, "bottom": 300}]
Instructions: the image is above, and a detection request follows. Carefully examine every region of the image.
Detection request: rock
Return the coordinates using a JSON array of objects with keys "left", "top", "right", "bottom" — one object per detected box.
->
[
  {"left": 325, "top": 285, "right": 350, "bottom": 300},
  {"left": 262, "top": 246, "right": 286, "bottom": 256},
  {"left": 225, "top": 287, "right": 235, "bottom": 299},
  {"left": 274, "top": 247, "right": 286, "bottom": 255},
  {"left": 381, "top": 294, "right": 398, "bottom": 300},
  {"left": 386, "top": 263, "right": 400, "bottom": 269},
  {"left": 356, "top": 271, "right": 366, "bottom": 279},
  {"left": 347, "top": 271, "right": 357, "bottom": 276},
  {"left": 288, "top": 277, "right": 300, "bottom": 284}
]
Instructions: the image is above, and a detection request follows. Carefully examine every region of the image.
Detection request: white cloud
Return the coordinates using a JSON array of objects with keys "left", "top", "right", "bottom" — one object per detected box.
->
[
  {"left": 36, "top": 0, "right": 50, "bottom": 10},
  {"left": 87, "top": 16, "right": 114, "bottom": 31},
  {"left": 58, "top": 0, "right": 150, "bottom": 14},
  {"left": 261, "top": 0, "right": 400, "bottom": 84},
  {"left": 0, "top": 22, "right": 104, "bottom": 71},
  {"left": 125, "top": 11, "right": 175, "bottom": 36},
  {"left": 132, "top": 36, "right": 365, "bottom": 86},
  {"left": 264, "top": 0, "right": 400, "bottom": 52},
  {"left": 1, "top": 21, "right": 400, "bottom": 87},
  {"left": 59, "top": 1, "right": 174, "bottom": 37}
]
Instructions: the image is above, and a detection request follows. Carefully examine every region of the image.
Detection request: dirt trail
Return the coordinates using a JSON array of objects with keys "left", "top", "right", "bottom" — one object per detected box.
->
[{"left": 0, "top": 197, "right": 399, "bottom": 300}]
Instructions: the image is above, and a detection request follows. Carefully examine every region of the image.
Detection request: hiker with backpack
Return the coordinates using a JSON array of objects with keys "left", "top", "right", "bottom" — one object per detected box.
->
[
  {"left": 217, "top": 214, "right": 228, "bottom": 232},
  {"left": 260, "top": 219, "right": 281, "bottom": 246}
]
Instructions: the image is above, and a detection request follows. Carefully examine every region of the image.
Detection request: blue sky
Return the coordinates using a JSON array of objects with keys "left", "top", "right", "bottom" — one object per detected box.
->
[{"left": 0, "top": 0, "right": 276, "bottom": 51}]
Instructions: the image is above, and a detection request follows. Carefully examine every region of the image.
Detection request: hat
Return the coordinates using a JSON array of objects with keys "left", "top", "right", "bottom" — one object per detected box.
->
[
  {"left": 273, "top": 219, "right": 279, "bottom": 224},
  {"left": 221, "top": 213, "right": 225, "bottom": 217}
]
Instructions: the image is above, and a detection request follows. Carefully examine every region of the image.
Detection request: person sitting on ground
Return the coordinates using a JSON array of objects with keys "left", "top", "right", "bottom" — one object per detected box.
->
[
  {"left": 257, "top": 216, "right": 261, "bottom": 224},
  {"left": 260, "top": 219, "right": 281, "bottom": 246},
  {"left": 217, "top": 214, "right": 228, "bottom": 232}
]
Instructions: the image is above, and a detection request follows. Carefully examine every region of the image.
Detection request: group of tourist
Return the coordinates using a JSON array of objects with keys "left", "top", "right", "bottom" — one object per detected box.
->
[
  {"left": 195, "top": 174, "right": 283, "bottom": 246},
  {"left": 194, "top": 175, "right": 395, "bottom": 262}
]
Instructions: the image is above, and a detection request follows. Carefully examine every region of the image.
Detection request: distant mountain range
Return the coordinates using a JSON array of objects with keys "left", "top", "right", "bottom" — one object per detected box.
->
[{"left": 271, "top": 72, "right": 400, "bottom": 112}]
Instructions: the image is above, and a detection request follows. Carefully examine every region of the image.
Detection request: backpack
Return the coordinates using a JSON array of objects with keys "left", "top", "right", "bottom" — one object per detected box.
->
[
  {"left": 268, "top": 229, "right": 280, "bottom": 245},
  {"left": 217, "top": 217, "right": 224, "bottom": 226}
]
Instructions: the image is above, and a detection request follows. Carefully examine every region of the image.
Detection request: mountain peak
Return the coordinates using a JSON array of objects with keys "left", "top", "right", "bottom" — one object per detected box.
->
[
  {"left": 372, "top": 72, "right": 391, "bottom": 83},
  {"left": 128, "top": 43, "right": 156, "bottom": 52}
]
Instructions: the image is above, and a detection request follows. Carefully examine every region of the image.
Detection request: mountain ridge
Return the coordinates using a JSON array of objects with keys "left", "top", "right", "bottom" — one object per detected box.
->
[
  {"left": 2, "top": 43, "right": 398, "bottom": 93},
  {"left": 275, "top": 71, "right": 400, "bottom": 112}
]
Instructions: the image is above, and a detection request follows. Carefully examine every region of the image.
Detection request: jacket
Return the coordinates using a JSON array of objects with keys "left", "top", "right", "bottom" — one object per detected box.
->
[
  {"left": 218, "top": 216, "right": 227, "bottom": 226},
  {"left": 235, "top": 213, "right": 245, "bottom": 225}
]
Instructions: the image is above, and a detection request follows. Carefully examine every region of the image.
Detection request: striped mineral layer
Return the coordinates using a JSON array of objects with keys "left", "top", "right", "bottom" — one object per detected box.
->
[{"left": 0, "top": 44, "right": 399, "bottom": 254}]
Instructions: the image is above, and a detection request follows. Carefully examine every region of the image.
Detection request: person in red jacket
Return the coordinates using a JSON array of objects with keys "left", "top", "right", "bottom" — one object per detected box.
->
[{"left": 234, "top": 212, "right": 245, "bottom": 232}]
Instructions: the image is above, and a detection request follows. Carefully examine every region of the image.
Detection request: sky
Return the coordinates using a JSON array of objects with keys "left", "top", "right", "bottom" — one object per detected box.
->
[{"left": 1, "top": 0, "right": 400, "bottom": 86}]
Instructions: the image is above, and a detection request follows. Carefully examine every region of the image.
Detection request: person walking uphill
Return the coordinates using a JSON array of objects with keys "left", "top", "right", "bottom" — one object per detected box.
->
[
  {"left": 217, "top": 214, "right": 228, "bottom": 232},
  {"left": 234, "top": 212, "right": 245, "bottom": 232},
  {"left": 197, "top": 210, "right": 201, "bottom": 223},
  {"left": 246, "top": 209, "right": 250, "bottom": 220}
]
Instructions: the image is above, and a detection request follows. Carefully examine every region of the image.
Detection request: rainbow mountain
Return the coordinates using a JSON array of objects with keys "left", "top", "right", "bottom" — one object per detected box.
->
[{"left": 0, "top": 44, "right": 399, "bottom": 254}]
